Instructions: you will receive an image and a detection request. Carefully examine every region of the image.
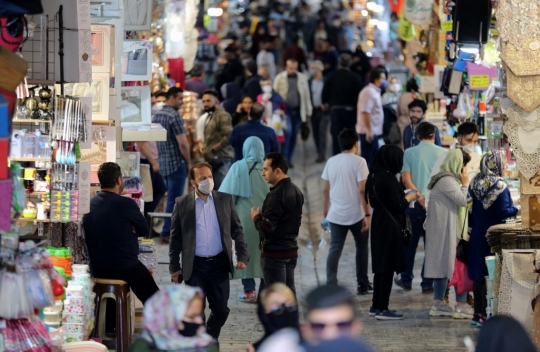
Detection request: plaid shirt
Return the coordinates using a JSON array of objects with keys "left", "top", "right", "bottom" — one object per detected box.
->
[{"left": 154, "top": 106, "right": 186, "bottom": 176}]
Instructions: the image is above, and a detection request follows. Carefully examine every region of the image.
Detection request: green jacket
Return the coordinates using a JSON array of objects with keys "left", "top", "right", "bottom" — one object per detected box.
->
[
  {"left": 128, "top": 338, "right": 220, "bottom": 352},
  {"left": 203, "top": 107, "right": 234, "bottom": 162}
]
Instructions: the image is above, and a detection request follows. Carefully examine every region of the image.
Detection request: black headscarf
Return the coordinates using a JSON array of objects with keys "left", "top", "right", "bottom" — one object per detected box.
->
[
  {"left": 370, "top": 145, "right": 404, "bottom": 175},
  {"left": 476, "top": 316, "right": 536, "bottom": 352}
]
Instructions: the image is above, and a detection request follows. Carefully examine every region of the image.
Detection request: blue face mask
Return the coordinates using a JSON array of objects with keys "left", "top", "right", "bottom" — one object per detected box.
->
[{"left": 380, "top": 80, "right": 388, "bottom": 90}]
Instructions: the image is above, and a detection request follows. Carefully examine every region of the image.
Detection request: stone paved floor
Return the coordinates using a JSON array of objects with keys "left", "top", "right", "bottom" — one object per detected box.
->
[{"left": 151, "top": 138, "right": 479, "bottom": 352}]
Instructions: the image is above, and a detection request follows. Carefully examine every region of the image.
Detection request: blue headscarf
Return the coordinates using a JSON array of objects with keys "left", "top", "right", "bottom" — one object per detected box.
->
[{"left": 219, "top": 136, "right": 265, "bottom": 197}]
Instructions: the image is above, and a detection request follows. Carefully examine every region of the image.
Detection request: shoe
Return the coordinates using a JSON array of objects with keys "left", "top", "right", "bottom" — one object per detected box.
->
[
  {"left": 422, "top": 287, "right": 434, "bottom": 294},
  {"left": 375, "top": 310, "right": 404, "bottom": 320},
  {"left": 238, "top": 291, "right": 257, "bottom": 303},
  {"left": 453, "top": 305, "right": 474, "bottom": 319},
  {"left": 471, "top": 314, "right": 486, "bottom": 327},
  {"left": 393, "top": 276, "right": 412, "bottom": 291},
  {"left": 369, "top": 306, "right": 395, "bottom": 317},
  {"left": 315, "top": 157, "right": 326, "bottom": 163},
  {"left": 158, "top": 237, "right": 170, "bottom": 245},
  {"left": 429, "top": 302, "right": 454, "bottom": 317},
  {"left": 357, "top": 283, "right": 374, "bottom": 295}
]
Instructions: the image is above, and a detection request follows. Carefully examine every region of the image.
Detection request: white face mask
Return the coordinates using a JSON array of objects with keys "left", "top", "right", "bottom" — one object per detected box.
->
[
  {"left": 389, "top": 83, "right": 402, "bottom": 92},
  {"left": 197, "top": 178, "right": 214, "bottom": 195},
  {"left": 262, "top": 86, "right": 272, "bottom": 93},
  {"left": 152, "top": 102, "right": 165, "bottom": 112},
  {"left": 460, "top": 144, "right": 475, "bottom": 154}
]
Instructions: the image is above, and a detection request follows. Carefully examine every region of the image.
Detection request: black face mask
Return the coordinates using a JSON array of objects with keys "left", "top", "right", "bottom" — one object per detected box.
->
[
  {"left": 178, "top": 321, "right": 201, "bottom": 337},
  {"left": 260, "top": 304, "right": 299, "bottom": 335},
  {"left": 204, "top": 106, "right": 216, "bottom": 113}
]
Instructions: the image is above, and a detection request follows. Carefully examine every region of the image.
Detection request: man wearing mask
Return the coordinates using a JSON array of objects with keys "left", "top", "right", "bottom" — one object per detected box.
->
[
  {"left": 403, "top": 99, "right": 442, "bottom": 150},
  {"left": 201, "top": 90, "right": 234, "bottom": 190},
  {"left": 381, "top": 76, "right": 402, "bottom": 110},
  {"left": 273, "top": 59, "right": 312, "bottom": 166},
  {"left": 322, "top": 53, "right": 362, "bottom": 156},
  {"left": 169, "top": 162, "right": 249, "bottom": 339},
  {"left": 356, "top": 68, "right": 386, "bottom": 167},
  {"left": 257, "top": 37, "right": 277, "bottom": 80},
  {"left": 252, "top": 152, "right": 304, "bottom": 294},
  {"left": 154, "top": 87, "right": 192, "bottom": 244}
]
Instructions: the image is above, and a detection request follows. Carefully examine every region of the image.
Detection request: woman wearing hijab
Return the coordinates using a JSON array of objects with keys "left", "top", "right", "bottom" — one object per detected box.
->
[
  {"left": 221, "top": 82, "right": 243, "bottom": 116},
  {"left": 424, "top": 149, "right": 473, "bottom": 318},
  {"left": 365, "top": 145, "right": 420, "bottom": 320},
  {"left": 475, "top": 315, "right": 536, "bottom": 352},
  {"left": 219, "top": 137, "right": 270, "bottom": 302},
  {"left": 129, "top": 286, "right": 218, "bottom": 352},
  {"left": 468, "top": 150, "right": 518, "bottom": 327}
]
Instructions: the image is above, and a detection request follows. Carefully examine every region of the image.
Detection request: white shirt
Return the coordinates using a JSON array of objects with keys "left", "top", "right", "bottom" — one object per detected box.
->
[
  {"left": 194, "top": 192, "right": 223, "bottom": 257},
  {"left": 257, "top": 50, "right": 276, "bottom": 80},
  {"left": 356, "top": 83, "right": 384, "bottom": 136},
  {"left": 322, "top": 153, "right": 369, "bottom": 226}
]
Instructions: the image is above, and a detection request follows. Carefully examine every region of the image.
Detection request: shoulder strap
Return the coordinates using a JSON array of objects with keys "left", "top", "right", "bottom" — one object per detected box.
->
[
  {"left": 370, "top": 174, "right": 406, "bottom": 232},
  {"left": 249, "top": 162, "right": 258, "bottom": 175}
]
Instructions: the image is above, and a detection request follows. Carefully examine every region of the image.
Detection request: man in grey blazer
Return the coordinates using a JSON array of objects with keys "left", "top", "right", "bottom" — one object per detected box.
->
[{"left": 169, "top": 162, "right": 249, "bottom": 339}]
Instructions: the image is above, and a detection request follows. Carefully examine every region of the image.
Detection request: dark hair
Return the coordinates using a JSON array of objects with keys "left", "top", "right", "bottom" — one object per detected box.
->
[
  {"left": 408, "top": 99, "right": 427, "bottom": 113},
  {"left": 202, "top": 89, "right": 219, "bottom": 99},
  {"left": 291, "top": 33, "right": 300, "bottom": 44},
  {"left": 190, "top": 63, "right": 204, "bottom": 77},
  {"left": 250, "top": 102, "right": 264, "bottom": 120},
  {"left": 304, "top": 284, "right": 356, "bottom": 317},
  {"left": 286, "top": 58, "right": 299, "bottom": 65},
  {"left": 338, "top": 53, "right": 352, "bottom": 68},
  {"left": 338, "top": 129, "right": 358, "bottom": 151},
  {"left": 460, "top": 149, "right": 472, "bottom": 167},
  {"left": 166, "top": 87, "right": 183, "bottom": 100},
  {"left": 416, "top": 122, "right": 436, "bottom": 140},
  {"left": 153, "top": 91, "right": 167, "bottom": 99},
  {"left": 98, "top": 162, "right": 122, "bottom": 189},
  {"left": 264, "top": 152, "right": 289, "bottom": 174},
  {"left": 369, "top": 68, "right": 386, "bottom": 83},
  {"left": 456, "top": 122, "right": 479, "bottom": 137},
  {"left": 406, "top": 78, "right": 419, "bottom": 92},
  {"left": 189, "top": 162, "right": 213, "bottom": 180},
  {"left": 245, "top": 60, "right": 257, "bottom": 76},
  {"left": 263, "top": 36, "right": 274, "bottom": 44}
]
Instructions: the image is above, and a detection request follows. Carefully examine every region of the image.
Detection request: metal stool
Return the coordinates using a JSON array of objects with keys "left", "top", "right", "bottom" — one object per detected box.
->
[
  {"left": 92, "top": 279, "right": 131, "bottom": 352},
  {"left": 146, "top": 212, "right": 172, "bottom": 238}
]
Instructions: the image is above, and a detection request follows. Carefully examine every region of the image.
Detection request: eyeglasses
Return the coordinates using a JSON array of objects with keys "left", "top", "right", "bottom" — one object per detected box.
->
[
  {"left": 269, "top": 304, "right": 297, "bottom": 315},
  {"left": 309, "top": 319, "right": 354, "bottom": 334}
]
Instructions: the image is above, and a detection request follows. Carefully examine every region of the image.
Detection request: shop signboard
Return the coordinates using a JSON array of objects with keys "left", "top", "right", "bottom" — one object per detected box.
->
[{"left": 404, "top": 0, "right": 434, "bottom": 25}]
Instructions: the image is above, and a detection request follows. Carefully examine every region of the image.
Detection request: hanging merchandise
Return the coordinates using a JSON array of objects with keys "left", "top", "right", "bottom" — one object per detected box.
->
[
  {"left": 399, "top": 9, "right": 415, "bottom": 41},
  {"left": 497, "top": 0, "right": 540, "bottom": 45},
  {"left": 51, "top": 96, "right": 87, "bottom": 165},
  {"left": 506, "top": 70, "right": 540, "bottom": 112},
  {"left": 403, "top": 0, "right": 434, "bottom": 25},
  {"left": 505, "top": 104, "right": 540, "bottom": 133},
  {"left": 504, "top": 122, "right": 540, "bottom": 180}
]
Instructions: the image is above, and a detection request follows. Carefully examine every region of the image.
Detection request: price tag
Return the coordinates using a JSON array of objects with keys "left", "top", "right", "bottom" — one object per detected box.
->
[
  {"left": 441, "top": 20, "right": 453, "bottom": 32},
  {"left": 470, "top": 75, "right": 490, "bottom": 88}
]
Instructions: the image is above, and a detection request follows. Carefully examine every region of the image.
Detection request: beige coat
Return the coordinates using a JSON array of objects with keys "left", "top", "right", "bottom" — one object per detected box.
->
[{"left": 273, "top": 71, "right": 313, "bottom": 122}]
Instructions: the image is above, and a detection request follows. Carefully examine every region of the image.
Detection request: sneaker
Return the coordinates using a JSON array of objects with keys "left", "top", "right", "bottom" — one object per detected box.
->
[
  {"left": 393, "top": 276, "right": 412, "bottom": 291},
  {"left": 471, "top": 314, "right": 486, "bottom": 327},
  {"left": 453, "top": 305, "right": 474, "bottom": 319},
  {"left": 357, "top": 283, "right": 374, "bottom": 295},
  {"left": 238, "top": 291, "right": 257, "bottom": 303},
  {"left": 375, "top": 310, "right": 404, "bottom": 320},
  {"left": 429, "top": 302, "right": 454, "bottom": 317},
  {"left": 422, "top": 287, "right": 434, "bottom": 294},
  {"left": 369, "top": 307, "right": 396, "bottom": 317}
]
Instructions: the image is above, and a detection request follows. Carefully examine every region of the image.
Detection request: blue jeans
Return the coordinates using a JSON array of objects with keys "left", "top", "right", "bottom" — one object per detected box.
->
[
  {"left": 433, "top": 278, "right": 467, "bottom": 302},
  {"left": 160, "top": 162, "right": 187, "bottom": 238},
  {"left": 327, "top": 221, "right": 369, "bottom": 287},
  {"left": 241, "top": 278, "right": 266, "bottom": 293},
  {"left": 359, "top": 133, "right": 380, "bottom": 169},
  {"left": 283, "top": 109, "right": 302, "bottom": 163},
  {"left": 400, "top": 202, "right": 433, "bottom": 289}
]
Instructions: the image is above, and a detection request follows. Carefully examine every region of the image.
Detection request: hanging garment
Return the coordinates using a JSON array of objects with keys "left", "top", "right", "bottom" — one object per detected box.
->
[
  {"left": 498, "top": 250, "right": 536, "bottom": 332},
  {"left": 501, "top": 39, "right": 540, "bottom": 77},
  {"left": 505, "top": 69, "right": 540, "bottom": 112},
  {"left": 504, "top": 103, "right": 540, "bottom": 132},
  {"left": 498, "top": 0, "right": 540, "bottom": 45},
  {"left": 505, "top": 122, "right": 540, "bottom": 179}
]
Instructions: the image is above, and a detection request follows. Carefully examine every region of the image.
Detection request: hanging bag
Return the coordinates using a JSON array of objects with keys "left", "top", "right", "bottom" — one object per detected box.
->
[{"left": 456, "top": 216, "right": 469, "bottom": 264}]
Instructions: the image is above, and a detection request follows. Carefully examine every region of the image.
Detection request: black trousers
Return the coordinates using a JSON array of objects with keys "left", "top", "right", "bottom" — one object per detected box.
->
[
  {"left": 330, "top": 108, "right": 357, "bottom": 156},
  {"left": 473, "top": 280, "right": 487, "bottom": 316},
  {"left": 186, "top": 252, "right": 230, "bottom": 339},
  {"left": 261, "top": 257, "right": 297, "bottom": 296},
  {"left": 311, "top": 107, "right": 329, "bottom": 160},
  {"left": 372, "top": 272, "right": 394, "bottom": 311}
]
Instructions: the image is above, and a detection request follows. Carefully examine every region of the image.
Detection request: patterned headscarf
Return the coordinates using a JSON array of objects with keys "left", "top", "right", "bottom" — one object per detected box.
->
[
  {"left": 469, "top": 150, "right": 507, "bottom": 209},
  {"left": 140, "top": 285, "right": 214, "bottom": 350}
]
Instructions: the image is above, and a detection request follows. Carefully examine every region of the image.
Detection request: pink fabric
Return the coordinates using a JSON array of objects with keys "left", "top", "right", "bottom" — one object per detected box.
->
[
  {"left": 356, "top": 83, "right": 384, "bottom": 135},
  {"left": 0, "top": 180, "right": 12, "bottom": 231},
  {"left": 449, "top": 255, "right": 474, "bottom": 294}
]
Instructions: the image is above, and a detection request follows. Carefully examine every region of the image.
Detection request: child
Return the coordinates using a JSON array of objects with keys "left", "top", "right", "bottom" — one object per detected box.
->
[{"left": 257, "top": 80, "right": 287, "bottom": 150}]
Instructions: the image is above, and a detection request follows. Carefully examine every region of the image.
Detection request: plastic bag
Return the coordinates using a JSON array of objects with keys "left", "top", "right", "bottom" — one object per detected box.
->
[
  {"left": 0, "top": 264, "right": 33, "bottom": 319},
  {"left": 449, "top": 255, "right": 474, "bottom": 294}
]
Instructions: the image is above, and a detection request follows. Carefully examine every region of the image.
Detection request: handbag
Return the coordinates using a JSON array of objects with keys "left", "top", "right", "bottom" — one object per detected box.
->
[
  {"left": 371, "top": 176, "right": 411, "bottom": 246},
  {"left": 300, "top": 122, "right": 310, "bottom": 141},
  {"left": 456, "top": 216, "right": 469, "bottom": 264}
]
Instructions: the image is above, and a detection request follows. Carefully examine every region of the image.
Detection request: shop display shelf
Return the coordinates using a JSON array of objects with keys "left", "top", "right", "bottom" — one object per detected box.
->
[
  {"left": 12, "top": 119, "right": 53, "bottom": 124},
  {"left": 17, "top": 218, "right": 50, "bottom": 223},
  {"left": 10, "top": 157, "right": 51, "bottom": 162},
  {"left": 92, "top": 120, "right": 115, "bottom": 126},
  {"left": 28, "top": 192, "right": 50, "bottom": 196}
]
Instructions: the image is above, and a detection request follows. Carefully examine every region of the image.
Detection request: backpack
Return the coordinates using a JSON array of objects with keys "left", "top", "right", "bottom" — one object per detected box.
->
[{"left": 382, "top": 105, "right": 401, "bottom": 145}]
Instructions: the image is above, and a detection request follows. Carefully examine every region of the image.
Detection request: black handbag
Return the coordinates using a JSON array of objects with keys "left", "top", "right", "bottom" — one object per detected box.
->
[
  {"left": 456, "top": 217, "right": 469, "bottom": 264},
  {"left": 371, "top": 176, "right": 411, "bottom": 246}
]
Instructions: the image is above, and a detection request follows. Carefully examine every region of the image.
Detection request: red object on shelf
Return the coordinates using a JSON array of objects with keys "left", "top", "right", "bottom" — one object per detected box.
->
[
  {"left": 167, "top": 58, "right": 185, "bottom": 89},
  {"left": 0, "top": 139, "right": 8, "bottom": 179}
]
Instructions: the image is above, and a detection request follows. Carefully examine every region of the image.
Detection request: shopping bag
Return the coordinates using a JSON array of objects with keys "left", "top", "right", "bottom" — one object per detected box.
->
[{"left": 449, "top": 255, "right": 473, "bottom": 294}]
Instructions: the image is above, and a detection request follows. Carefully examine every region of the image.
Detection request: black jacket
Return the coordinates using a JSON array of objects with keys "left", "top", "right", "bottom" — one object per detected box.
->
[
  {"left": 322, "top": 68, "right": 363, "bottom": 107},
  {"left": 254, "top": 178, "right": 304, "bottom": 254},
  {"left": 243, "top": 74, "right": 262, "bottom": 100}
]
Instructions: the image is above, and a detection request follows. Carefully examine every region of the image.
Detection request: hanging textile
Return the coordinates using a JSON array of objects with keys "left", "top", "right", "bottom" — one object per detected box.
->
[
  {"left": 403, "top": 0, "right": 434, "bottom": 25},
  {"left": 531, "top": 250, "right": 540, "bottom": 350},
  {"left": 505, "top": 104, "right": 540, "bottom": 132},
  {"left": 505, "top": 122, "right": 540, "bottom": 179},
  {"left": 497, "top": 0, "right": 540, "bottom": 45},
  {"left": 505, "top": 69, "right": 540, "bottom": 112}
]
